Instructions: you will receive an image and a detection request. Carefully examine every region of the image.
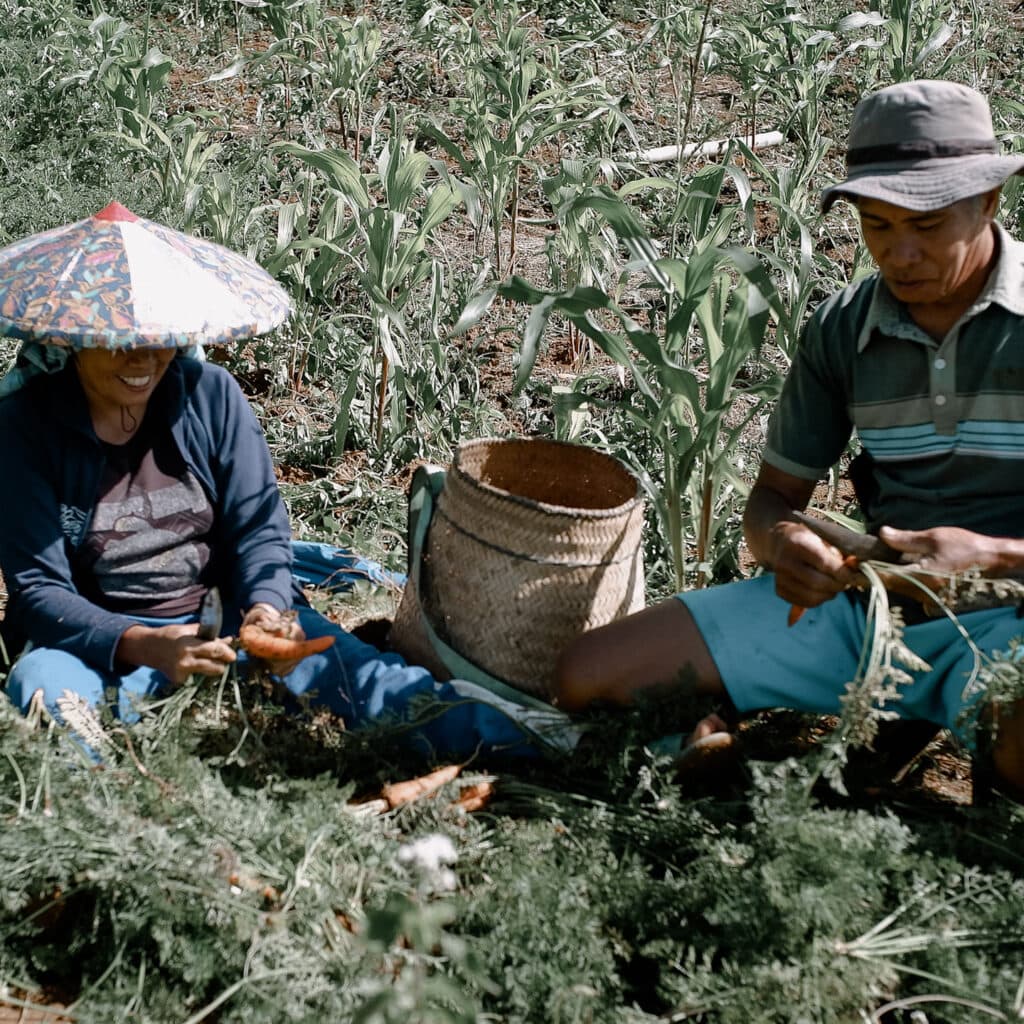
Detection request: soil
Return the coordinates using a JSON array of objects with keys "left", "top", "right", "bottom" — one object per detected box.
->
[{"left": 736, "top": 710, "right": 976, "bottom": 809}]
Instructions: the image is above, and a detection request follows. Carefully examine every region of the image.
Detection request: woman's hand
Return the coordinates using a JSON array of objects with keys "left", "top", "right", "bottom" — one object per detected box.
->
[
  {"left": 770, "top": 520, "right": 861, "bottom": 609},
  {"left": 238, "top": 603, "right": 305, "bottom": 677},
  {"left": 116, "top": 623, "right": 237, "bottom": 685}
]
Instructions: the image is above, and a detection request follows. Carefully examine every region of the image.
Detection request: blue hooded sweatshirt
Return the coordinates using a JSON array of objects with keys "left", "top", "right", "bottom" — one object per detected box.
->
[{"left": 0, "top": 355, "right": 297, "bottom": 670}]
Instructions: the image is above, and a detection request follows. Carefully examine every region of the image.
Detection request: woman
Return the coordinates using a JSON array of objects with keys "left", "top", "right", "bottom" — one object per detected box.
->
[{"left": 0, "top": 342, "right": 549, "bottom": 759}]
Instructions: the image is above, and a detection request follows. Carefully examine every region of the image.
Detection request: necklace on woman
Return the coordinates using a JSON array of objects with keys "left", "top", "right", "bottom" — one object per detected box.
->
[{"left": 120, "top": 405, "right": 139, "bottom": 436}]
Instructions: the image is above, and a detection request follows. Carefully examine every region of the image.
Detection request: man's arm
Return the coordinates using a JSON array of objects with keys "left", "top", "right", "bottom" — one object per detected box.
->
[{"left": 743, "top": 462, "right": 859, "bottom": 608}]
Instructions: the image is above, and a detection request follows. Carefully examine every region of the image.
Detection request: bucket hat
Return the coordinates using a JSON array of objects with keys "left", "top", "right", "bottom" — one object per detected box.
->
[{"left": 821, "top": 80, "right": 1024, "bottom": 213}]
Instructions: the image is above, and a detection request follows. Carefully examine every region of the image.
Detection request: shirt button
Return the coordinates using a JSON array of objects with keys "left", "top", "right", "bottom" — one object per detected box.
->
[
  {"left": 934, "top": 357, "right": 947, "bottom": 370},
  {"left": 935, "top": 394, "right": 947, "bottom": 406}
]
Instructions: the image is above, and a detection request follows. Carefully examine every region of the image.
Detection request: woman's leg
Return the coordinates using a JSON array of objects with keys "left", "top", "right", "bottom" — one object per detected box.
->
[
  {"left": 275, "top": 606, "right": 560, "bottom": 758},
  {"left": 6, "top": 649, "right": 109, "bottom": 718},
  {"left": 6, "top": 648, "right": 170, "bottom": 761},
  {"left": 7, "top": 647, "right": 169, "bottom": 723}
]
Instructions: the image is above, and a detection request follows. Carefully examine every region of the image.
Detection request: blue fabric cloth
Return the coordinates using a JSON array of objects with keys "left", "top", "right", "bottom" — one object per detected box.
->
[
  {"left": 290, "top": 540, "right": 406, "bottom": 591},
  {"left": 6, "top": 605, "right": 543, "bottom": 760},
  {"left": 0, "top": 342, "right": 70, "bottom": 398},
  {"left": 678, "top": 574, "right": 1024, "bottom": 743},
  {"left": 0, "top": 356, "right": 297, "bottom": 669}
]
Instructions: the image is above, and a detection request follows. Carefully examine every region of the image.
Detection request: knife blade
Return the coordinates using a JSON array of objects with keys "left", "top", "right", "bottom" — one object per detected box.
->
[{"left": 196, "top": 586, "right": 224, "bottom": 640}]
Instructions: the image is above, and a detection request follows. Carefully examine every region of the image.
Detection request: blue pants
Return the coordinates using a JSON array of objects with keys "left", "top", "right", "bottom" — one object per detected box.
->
[{"left": 5, "top": 606, "right": 554, "bottom": 760}]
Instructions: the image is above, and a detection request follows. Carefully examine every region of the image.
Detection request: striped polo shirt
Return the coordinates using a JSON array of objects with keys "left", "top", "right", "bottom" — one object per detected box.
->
[{"left": 764, "top": 223, "right": 1024, "bottom": 536}]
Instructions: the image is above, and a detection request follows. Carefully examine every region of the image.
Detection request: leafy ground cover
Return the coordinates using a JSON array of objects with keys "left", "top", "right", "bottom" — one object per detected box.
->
[{"left": 2, "top": 0, "right": 1024, "bottom": 1019}]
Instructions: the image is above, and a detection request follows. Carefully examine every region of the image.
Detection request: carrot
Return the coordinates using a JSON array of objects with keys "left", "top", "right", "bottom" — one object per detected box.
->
[
  {"left": 238, "top": 624, "right": 335, "bottom": 661},
  {"left": 454, "top": 780, "right": 495, "bottom": 813},
  {"left": 381, "top": 764, "right": 462, "bottom": 809}
]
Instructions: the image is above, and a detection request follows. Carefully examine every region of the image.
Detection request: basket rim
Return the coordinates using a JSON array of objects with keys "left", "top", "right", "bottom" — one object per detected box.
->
[{"left": 451, "top": 437, "right": 643, "bottom": 519}]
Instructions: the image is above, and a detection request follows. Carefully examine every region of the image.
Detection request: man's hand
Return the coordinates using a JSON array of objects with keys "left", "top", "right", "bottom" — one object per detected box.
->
[
  {"left": 865, "top": 524, "right": 1024, "bottom": 609},
  {"left": 117, "top": 623, "right": 237, "bottom": 685},
  {"left": 743, "top": 464, "right": 859, "bottom": 610},
  {"left": 770, "top": 520, "right": 861, "bottom": 609},
  {"left": 878, "top": 525, "right": 1000, "bottom": 577}
]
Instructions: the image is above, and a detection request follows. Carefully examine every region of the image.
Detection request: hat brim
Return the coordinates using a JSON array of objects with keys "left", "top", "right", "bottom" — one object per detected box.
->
[{"left": 821, "top": 153, "right": 1024, "bottom": 213}]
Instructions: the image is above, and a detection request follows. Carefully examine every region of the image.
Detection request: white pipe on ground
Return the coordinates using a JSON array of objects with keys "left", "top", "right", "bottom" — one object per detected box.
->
[{"left": 627, "top": 130, "right": 785, "bottom": 163}]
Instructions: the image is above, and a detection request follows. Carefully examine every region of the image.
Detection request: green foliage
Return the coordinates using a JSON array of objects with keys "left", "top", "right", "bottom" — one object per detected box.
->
[
  {"left": 321, "top": 15, "right": 382, "bottom": 161},
  {"left": 4, "top": 688, "right": 1023, "bottom": 1023},
  {"left": 421, "top": 4, "right": 615, "bottom": 277},
  {"left": 274, "top": 111, "right": 481, "bottom": 454}
]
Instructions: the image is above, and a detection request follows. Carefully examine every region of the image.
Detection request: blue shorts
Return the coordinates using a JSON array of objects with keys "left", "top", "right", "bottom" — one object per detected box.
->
[{"left": 678, "top": 574, "right": 1024, "bottom": 741}]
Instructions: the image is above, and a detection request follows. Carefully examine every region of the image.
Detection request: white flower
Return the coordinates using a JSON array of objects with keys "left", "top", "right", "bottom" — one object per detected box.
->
[{"left": 398, "top": 833, "right": 458, "bottom": 892}]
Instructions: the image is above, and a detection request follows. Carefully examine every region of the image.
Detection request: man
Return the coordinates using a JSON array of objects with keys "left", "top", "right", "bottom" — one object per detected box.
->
[{"left": 553, "top": 79, "right": 1024, "bottom": 799}]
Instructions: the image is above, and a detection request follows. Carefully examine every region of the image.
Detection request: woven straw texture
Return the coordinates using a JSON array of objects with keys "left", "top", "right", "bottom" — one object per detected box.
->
[
  {"left": 402, "top": 438, "right": 645, "bottom": 700},
  {"left": 389, "top": 569, "right": 452, "bottom": 682}
]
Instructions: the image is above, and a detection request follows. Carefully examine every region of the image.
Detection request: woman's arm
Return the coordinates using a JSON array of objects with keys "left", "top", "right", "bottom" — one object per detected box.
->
[
  {"left": 189, "top": 365, "right": 295, "bottom": 613},
  {"left": 115, "top": 623, "right": 237, "bottom": 684}
]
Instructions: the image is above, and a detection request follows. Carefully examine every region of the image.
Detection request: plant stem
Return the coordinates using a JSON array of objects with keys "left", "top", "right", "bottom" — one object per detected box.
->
[
  {"left": 508, "top": 169, "right": 519, "bottom": 274},
  {"left": 375, "top": 351, "right": 390, "bottom": 445},
  {"left": 666, "top": 441, "right": 685, "bottom": 592},
  {"left": 870, "top": 994, "right": 1006, "bottom": 1022},
  {"left": 180, "top": 969, "right": 298, "bottom": 1024},
  {"left": 667, "top": 0, "right": 713, "bottom": 320},
  {"left": 695, "top": 460, "right": 713, "bottom": 588}
]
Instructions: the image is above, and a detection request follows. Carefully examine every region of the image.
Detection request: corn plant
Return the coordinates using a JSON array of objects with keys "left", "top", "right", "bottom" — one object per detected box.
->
[
  {"left": 117, "top": 115, "right": 223, "bottom": 225},
  {"left": 458, "top": 176, "right": 782, "bottom": 590},
  {"left": 993, "top": 99, "right": 1024, "bottom": 236},
  {"left": 197, "top": 170, "right": 249, "bottom": 248},
  {"left": 727, "top": 138, "right": 843, "bottom": 363},
  {"left": 712, "top": 12, "right": 786, "bottom": 146},
  {"left": 41, "top": 9, "right": 231, "bottom": 224},
  {"left": 276, "top": 113, "right": 466, "bottom": 448},
  {"left": 635, "top": 0, "right": 717, "bottom": 160},
  {"left": 320, "top": 15, "right": 382, "bottom": 161},
  {"left": 238, "top": 0, "right": 324, "bottom": 123},
  {"left": 258, "top": 160, "right": 363, "bottom": 389},
  {"left": 540, "top": 158, "right": 620, "bottom": 367},
  {"left": 51, "top": 10, "right": 173, "bottom": 149},
  {"left": 422, "top": 7, "right": 611, "bottom": 278},
  {"left": 751, "top": 2, "right": 848, "bottom": 152},
  {"left": 407, "top": 3, "right": 474, "bottom": 95},
  {"left": 836, "top": 0, "right": 962, "bottom": 86},
  {"left": 242, "top": 13, "right": 382, "bottom": 150}
]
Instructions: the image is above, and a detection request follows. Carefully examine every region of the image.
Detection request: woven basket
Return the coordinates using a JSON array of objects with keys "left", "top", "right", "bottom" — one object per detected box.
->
[{"left": 390, "top": 438, "right": 645, "bottom": 700}]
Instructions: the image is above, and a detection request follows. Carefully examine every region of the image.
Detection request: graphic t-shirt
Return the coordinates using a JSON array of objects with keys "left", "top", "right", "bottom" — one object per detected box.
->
[{"left": 77, "top": 425, "right": 215, "bottom": 617}]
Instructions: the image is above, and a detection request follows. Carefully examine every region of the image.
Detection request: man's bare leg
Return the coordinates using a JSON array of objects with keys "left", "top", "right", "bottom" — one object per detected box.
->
[{"left": 553, "top": 598, "right": 726, "bottom": 712}]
